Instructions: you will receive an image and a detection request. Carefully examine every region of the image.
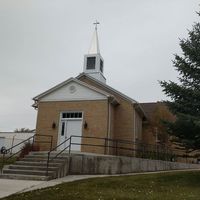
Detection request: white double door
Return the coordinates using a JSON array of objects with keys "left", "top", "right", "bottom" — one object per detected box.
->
[{"left": 59, "top": 119, "right": 82, "bottom": 151}]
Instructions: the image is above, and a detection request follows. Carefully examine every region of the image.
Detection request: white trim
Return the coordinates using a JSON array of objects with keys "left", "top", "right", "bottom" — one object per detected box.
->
[
  {"left": 57, "top": 112, "right": 63, "bottom": 146},
  {"left": 40, "top": 97, "right": 107, "bottom": 102},
  {"left": 57, "top": 111, "right": 84, "bottom": 147},
  {"left": 77, "top": 73, "right": 137, "bottom": 103},
  {"left": 33, "top": 78, "right": 111, "bottom": 101}
]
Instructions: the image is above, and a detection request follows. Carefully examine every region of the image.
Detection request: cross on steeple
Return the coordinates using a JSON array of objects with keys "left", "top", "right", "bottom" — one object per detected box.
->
[{"left": 93, "top": 20, "right": 100, "bottom": 30}]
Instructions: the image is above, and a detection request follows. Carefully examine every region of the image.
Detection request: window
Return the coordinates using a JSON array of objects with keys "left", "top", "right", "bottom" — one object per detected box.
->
[
  {"left": 86, "top": 57, "right": 96, "bottom": 69},
  {"left": 61, "top": 122, "right": 65, "bottom": 136},
  {"left": 100, "top": 59, "right": 103, "bottom": 72},
  {"left": 62, "top": 112, "right": 82, "bottom": 119}
]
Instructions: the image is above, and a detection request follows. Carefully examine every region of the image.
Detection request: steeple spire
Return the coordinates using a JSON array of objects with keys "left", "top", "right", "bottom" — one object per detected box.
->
[
  {"left": 83, "top": 21, "right": 106, "bottom": 83},
  {"left": 88, "top": 21, "right": 100, "bottom": 54}
]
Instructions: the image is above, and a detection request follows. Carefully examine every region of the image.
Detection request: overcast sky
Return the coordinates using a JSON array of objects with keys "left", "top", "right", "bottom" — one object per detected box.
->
[{"left": 0, "top": 0, "right": 199, "bottom": 131}]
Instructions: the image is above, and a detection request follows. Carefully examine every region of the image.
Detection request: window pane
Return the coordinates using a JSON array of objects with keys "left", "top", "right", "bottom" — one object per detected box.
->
[
  {"left": 78, "top": 113, "right": 82, "bottom": 118},
  {"left": 62, "top": 112, "right": 83, "bottom": 119},
  {"left": 62, "top": 113, "right": 66, "bottom": 118},
  {"left": 61, "top": 122, "right": 65, "bottom": 136}
]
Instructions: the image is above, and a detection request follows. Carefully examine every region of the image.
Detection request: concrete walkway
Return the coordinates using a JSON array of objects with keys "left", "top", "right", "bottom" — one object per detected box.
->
[
  {"left": 22, "top": 168, "right": 200, "bottom": 193},
  {"left": 0, "top": 179, "right": 43, "bottom": 199},
  {"left": 1, "top": 169, "right": 200, "bottom": 199}
]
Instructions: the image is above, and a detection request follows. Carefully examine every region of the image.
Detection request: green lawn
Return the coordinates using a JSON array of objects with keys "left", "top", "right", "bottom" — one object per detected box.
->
[{"left": 2, "top": 171, "right": 200, "bottom": 200}]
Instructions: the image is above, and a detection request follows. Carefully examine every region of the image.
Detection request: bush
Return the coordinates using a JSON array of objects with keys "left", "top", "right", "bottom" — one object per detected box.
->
[{"left": 19, "top": 142, "right": 40, "bottom": 158}]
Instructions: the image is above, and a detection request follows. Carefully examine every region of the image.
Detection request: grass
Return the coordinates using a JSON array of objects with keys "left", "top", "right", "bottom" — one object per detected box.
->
[{"left": 2, "top": 171, "right": 200, "bottom": 200}]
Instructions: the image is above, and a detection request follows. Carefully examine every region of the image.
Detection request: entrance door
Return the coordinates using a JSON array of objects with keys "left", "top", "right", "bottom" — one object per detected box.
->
[
  {"left": 59, "top": 112, "right": 83, "bottom": 151},
  {"left": 66, "top": 120, "right": 82, "bottom": 151}
]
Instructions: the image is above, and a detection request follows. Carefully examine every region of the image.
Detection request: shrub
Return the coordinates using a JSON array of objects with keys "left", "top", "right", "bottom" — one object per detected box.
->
[{"left": 19, "top": 142, "right": 40, "bottom": 158}]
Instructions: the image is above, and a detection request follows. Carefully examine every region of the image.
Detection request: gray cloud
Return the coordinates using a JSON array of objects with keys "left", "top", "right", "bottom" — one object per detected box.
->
[{"left": 0, "top": 0, "right": 199, "bottom": 131}]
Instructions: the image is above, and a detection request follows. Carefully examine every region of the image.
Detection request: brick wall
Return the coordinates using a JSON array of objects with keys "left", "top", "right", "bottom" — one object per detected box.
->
[
  {"left": 35, "top": 76, "right": 144, "bottom": 155},
  {"left": 35, "top": 100, "right": 108, "bottom": 153},
  {"left": 79, "top": 76, "right": 136, "bottom": 142},
  {"left": 78, "top": 76, "right": 143, "bottom": 156}
]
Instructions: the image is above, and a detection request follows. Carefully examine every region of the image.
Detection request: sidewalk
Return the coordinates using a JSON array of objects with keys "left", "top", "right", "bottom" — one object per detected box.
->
[
  {"left": 20, "top": 168, "right": 200, "bottom": 193},
  {"left": 0, "top": 179, "right": 43, "bottom": 199},
  {"left": 0, "top": 168, "right": 199, "bottom": 199}
]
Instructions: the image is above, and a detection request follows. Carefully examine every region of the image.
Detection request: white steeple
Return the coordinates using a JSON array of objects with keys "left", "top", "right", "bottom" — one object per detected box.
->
[
  {"left": 88, "top": 28, "right": 100, "bottom": 54},
  {"left": 83, "top": 21, "right": 106, "bottom": 84}
]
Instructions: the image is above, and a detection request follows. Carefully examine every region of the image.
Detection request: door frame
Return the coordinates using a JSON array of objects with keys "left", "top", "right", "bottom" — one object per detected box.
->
[{"left": 57, "top": 111, "right": 83, "bottom": 148}]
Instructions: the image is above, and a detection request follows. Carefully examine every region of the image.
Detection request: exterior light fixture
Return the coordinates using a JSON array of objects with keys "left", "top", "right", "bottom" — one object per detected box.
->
[
  {"left": 84, "top": 121, "right": 88, "bottom": 129},
  {"left": 52, "top": 122, "right": 56, "bottom": 129}
]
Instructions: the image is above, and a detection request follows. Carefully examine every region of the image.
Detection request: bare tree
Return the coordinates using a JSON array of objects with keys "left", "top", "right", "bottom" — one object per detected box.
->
[{"left": 14, "top": 128, "right": 35, "bottom": 133}]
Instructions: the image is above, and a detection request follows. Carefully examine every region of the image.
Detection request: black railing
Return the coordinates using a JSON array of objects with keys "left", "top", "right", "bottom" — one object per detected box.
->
[
  {"left": 1, "top": 134, "right": 53, "bottom": 172},
  {"left": 46, "top": 137, "right": 71, "bottom": 175},
  {"left": 46, "top": 135, "right": 179, "bottom": 176}
]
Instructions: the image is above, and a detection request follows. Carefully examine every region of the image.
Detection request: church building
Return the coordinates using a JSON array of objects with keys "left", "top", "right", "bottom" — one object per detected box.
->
[{"left": 32, "top": 25, "right": 147, "bottom": 154}]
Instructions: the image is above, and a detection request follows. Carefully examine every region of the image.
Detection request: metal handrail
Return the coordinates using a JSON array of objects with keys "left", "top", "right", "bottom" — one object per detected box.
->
[
  {"left": 45, "top": 134, "right": 178, "bottom": 176},
  {"left": 71, "top": 135, "right": 168, "bottom": 149},
  {"left": 5, "top": 135, "right": 34, "bottom": 154},
  {"left": 1, "top": 134, "right": 53, "bottom": 172},
  {"left": 70, "top": 136, "right": 173, "bottom": 156},
  {"left": 46, "top": 137, "right": 71, "bottom": 176},
  {"left": 71, "top": 135, "right": 172, "bottom": 155}
]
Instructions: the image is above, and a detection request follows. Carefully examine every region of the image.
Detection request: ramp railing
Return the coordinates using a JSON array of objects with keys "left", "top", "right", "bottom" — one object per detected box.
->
[{"left": 46, "top": 135, "right": 178, "bottom": 176}]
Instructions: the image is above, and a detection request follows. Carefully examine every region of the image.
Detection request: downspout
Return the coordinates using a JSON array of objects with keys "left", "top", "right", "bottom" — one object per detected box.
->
[
  {"left": 108, "top": 101, "right": 112, "bottom": 154},
  {"left": 133, "top": 106, "right": 136, "bottom": 143},
  {"left": 133, "top": 105, "right": 136, "bottom": 156},
  {"left": 106, "top": 97, "right": 111, "bottom": 154}
]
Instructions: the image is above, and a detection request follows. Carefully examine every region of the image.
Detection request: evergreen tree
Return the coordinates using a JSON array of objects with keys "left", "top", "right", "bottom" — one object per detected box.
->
[{"left": 160, "top": 12, "right": 200, "bottom": 151}]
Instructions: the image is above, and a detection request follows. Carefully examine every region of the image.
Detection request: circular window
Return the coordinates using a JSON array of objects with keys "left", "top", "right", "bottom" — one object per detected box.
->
[{"left": 69, "top": 85, "right": 76, "bottom": 93}]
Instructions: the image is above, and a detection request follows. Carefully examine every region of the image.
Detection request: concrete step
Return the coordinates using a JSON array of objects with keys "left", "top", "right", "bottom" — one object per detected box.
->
[
  {"left": 0, "top": 174, "right": 50, "bottom": 181},
  {"left": 15, "top": 161, "right": 62, "bottom": 167},
  {"left": 1, "top": 151, "right": 71, "bottom": 181},
  {"left": 25, "top": 155, "right": 69, "bottom": 160},
  {"left": 3, "top": 169, "right": 55, "bottom": 176},
  {"left": 30, "top": 151, "right": 69, "bottom": 156},
  {"left": 22, "top": 157, "right": 67, "bottom": 163},
  {"left": 8, "top": 165, "right": 58, "bottom": 171}
]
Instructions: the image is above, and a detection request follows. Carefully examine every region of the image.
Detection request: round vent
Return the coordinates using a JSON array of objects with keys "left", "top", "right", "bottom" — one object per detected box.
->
[{"left": 69, "top": 85, "right": 76, "bottom": 93}]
